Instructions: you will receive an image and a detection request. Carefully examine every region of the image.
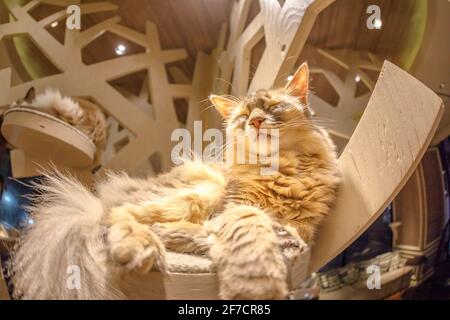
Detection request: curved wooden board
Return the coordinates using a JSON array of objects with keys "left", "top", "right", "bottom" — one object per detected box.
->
[{"left": 309, "top": 60, "right": 444, "bottom": 272}]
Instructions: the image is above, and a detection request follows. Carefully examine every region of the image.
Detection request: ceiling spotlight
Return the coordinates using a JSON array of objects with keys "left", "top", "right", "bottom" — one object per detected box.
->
[
  {"left": 287, "top": 75, "right": 293, "bottom": 81},
  {"left": 115, "top": 44, "right": 126, "bottom": 55},
  {"left": 355, "top": 74, "right": 361, "bottom": 82},
  {"left": 373, "top": 18, "right": 382, "bottom": 29},
  {"left": 50, "top": 21, "right": 58, "bottom": 28}
]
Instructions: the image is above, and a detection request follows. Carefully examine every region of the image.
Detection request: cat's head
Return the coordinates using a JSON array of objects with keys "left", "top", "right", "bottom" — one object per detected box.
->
[
  {"left": 11, "top": 87, "right": 36, "bottom": 108},
  {"left": 210, "top": 63, "right": 316, "bottom": 156}
]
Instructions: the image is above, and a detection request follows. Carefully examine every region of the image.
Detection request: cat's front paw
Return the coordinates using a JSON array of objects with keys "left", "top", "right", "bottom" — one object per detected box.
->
[
  {"left": 273, "top": 223, "right": 304, "bottom": 251},
  {"left": 219, "top": 272, "right": 289, "bottom": 300},
  {"left": 272, "top": 223, "right": 307, "bottom": 267},
  {"left": 151, "top": 222, "right": 213, "bottom": 255},
  {"left": 107, "top": 220, "right": 167, "bottom": 274},
  {"left": 209, "top": 205, "right": 290, "bottom": 299}
]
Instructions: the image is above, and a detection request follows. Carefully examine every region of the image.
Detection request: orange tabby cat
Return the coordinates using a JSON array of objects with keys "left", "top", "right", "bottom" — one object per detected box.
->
[{"left": 12, "top": 63, "right": 340, "bottom": 300}]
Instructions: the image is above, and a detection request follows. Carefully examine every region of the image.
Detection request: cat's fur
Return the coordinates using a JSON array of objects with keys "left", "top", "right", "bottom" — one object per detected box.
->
[
  {"left": 11, "top": 88, "right": 107, "bottom": 152},
  {"left": 11, "top": 63, "right": 340, "bottom": 299}
]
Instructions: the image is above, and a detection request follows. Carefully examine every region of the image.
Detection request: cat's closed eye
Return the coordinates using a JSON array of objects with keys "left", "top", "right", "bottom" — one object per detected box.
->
[
  {"left": 233, "top": 114, "right": 248, "bottom": 128},
  {"left": 270, "top": 103, "right": 288, "bottom": 114}
]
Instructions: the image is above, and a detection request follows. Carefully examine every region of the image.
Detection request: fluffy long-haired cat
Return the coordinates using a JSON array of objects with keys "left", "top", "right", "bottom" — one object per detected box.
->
[
  {"left": 11, "top": 87, "right": 107, "bottom": 151},
  {"left": 10, "top": 63, "right": 340, "bottom": 300}
]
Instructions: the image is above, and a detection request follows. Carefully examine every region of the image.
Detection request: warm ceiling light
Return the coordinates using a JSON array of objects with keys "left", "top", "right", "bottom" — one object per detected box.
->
[
  {"left": 50, "top": 21, "right": 58, "bottom": 28},
  {"left": 115, "top": 44, "right": 126, "bottom": 55},
  {"left": 374, "top": 18, "right": 382, "bottom": 29},
  {"left": 287, "top": 75, "right": 293, "bottom": 81},
  {"left": 355, "top": 74, "right": 361, "bottom": 82}
]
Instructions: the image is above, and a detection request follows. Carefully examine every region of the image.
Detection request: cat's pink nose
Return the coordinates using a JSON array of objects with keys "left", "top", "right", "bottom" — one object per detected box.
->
[{"left": 250, "top": 117, "right": 265, "bottom": 129}]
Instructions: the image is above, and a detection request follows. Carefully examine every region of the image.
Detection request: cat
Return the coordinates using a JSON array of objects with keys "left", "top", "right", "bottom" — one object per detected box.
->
[
  {"left": 10, "top": 63, "right": 341, "bottom": 300},
  {"left": 10, "top": 87, "right": 107, "bottom": 153}
]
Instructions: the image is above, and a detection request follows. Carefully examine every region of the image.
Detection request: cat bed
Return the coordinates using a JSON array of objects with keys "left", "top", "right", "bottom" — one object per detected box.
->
[
  {"left": 121, "top": 243, "right": 310, "bottom": 299},
  {"left": 3, "top": 235, "right": 310, "bottom": 300},
  {"left": 1, "top": 107, "right": 96, "bottom": 167}
]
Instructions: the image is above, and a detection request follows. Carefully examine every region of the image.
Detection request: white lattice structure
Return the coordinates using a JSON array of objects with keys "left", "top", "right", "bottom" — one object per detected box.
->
[
  {"left": 214, "top": 0, "right": 334, "bottom": 95},
  {"left": 308, "top": 48, "right": 383, "bottom": 139},
  {"left": 0, "top": 0, "right": 211, "bottom": 176},
  {"left": 208, "top": 0, "right": 383, "bottom": 144},
  {"left": 207, "top": 0, "right": 334, "bottom": 128}
]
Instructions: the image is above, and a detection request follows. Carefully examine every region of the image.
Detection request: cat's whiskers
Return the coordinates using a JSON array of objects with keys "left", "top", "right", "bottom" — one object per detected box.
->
[
  {"left": 210, "top": 138, "right": 238, "bottom": 163},
  {"left": 221, "top": 94, "right": 241, "bottom": 103},
  {"left": 201, "top": 104, "right": 216, "bottom": 113},
  {"left": 215, "top": 78, "right": 238, "bottom": 96}
]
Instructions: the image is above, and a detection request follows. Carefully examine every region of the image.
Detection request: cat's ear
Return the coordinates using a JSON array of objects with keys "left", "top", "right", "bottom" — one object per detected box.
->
[
  {"left": 285, "top": 62, "right": 309, "bottom": 105},
  {"left": 209, "top": 94, "right": 237, "bottom": 118},
  {"left": 24, "top": 87, "right": 35, "bottom": 102}
]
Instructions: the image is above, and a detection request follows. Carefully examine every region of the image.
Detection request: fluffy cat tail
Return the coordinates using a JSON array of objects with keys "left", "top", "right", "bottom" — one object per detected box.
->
[
  {"left": 36, "top": 88, "right": 84, "bottom": 119},
  {"left": 10, "top": 171, "right": 124, "bottom": 300}
]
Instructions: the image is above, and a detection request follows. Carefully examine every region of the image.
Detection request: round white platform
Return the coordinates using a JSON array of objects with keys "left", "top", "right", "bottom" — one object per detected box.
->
[{"left": 1, "top": 107, "right": 96, "bottom": 167}]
